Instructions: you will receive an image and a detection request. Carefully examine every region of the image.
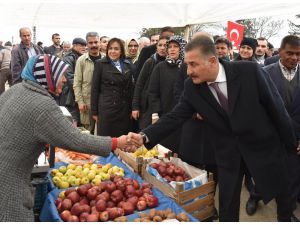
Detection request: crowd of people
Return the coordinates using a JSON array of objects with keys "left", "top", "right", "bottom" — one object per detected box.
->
[{"left": 0, "top": 25, "right": 299, "bottom": 222}]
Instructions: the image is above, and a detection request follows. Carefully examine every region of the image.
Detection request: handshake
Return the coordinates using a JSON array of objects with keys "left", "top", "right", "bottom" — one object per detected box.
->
[{"left": 116, "top": 132, "right": 145, "bottom": 152}]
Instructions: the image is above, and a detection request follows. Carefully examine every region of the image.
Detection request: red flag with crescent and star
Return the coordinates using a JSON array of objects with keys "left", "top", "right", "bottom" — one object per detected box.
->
[{"left": 227, "top": 21, "right": 244, "bottom": 49}]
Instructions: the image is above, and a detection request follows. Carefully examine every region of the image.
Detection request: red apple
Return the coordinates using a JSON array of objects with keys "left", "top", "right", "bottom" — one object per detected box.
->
[
  {"left": 55, "top": 197, "right": 62, "bottom": 207},
  {"left": 158, "top": 166, "right": 167, "bottom": 176},
  {"left": 86, "top": 213, "right": 99, "bottom": 222},
  {"left": 159, "top": 161, "right": 167, "bottom": 167},
  {"left": 65, "top": 188, "right": 76, "bottom": 197},
  {"left": 146, "top": 195, "right": 159, "bottom": 208},
  {"left": 115, "top": 180, "right": 126, "bottom": 192},
  {"left": 122, "top": 202, "right": 135, "bottom": 215},
  {"left": 125, "top": 185, "right": 136, "bottom": 198},
  {"left": 164, "top": 175, "right": 173, "bottom": 182},
  {"left": 56, "top": 201, "right": 62, "bottom": 213},
  {"left": 99, "top": 211, "right": 109, "bottom": 222},
  {"left": 99, "top": 191, "right": 110, "bottom": 202},
  {"left": 138, "top": 196, "right": 146, "bottom": 202},
  {"left": 99, "top": 182, "right": 108, "bottom": 191},
  {"left": 68, "top": 215, "right": 79, "bottom": 222},
  {"left": 112, "top": 175, "right": 123, "bottom": 183},
  {"left": 127, "top": 196, "right": 138, "bottom": 207},
  {"left": 136, "top": 200, "right": 147, "bottom": 211},
  {"left": 174, "top": 167, "right": 184, "bottom": 176},
  {"left": 106, "top": 182, "right": 117, "bottom": 193},
  {"left": 135, "top": 189, "right": 143, "bottom": 197},
  {"left": 77, "top": 185, "right": 88, "bottom": 196},
  {"left": 106, "top": 200, "right": 116, "bottom": 208},
  {"left": 79, "top": 196, "right": 89, "bottom": 205},
  {"left": 95, "top": 199, "right": 107, "bottom": 212},
  {"left": 87, "top": 188, "right": 98, "bottom": 200},
  {"left": 81, "top": 204, "right": 91, "bottom": 214},
  {"left": 66, "top": 191, "right": 80, "bottom": 204},
  {"left": 117, "top": 201, "right": 125, "bottom": 208},
  {"left": 70, "top": 203, "right": 83, "bottom": 216},
  {"left": 79, "top": 212, "right": 89, "bottom": 222},
  {"left": 111, "top": 190, "right": 124, "bottom": 203},
  {"left": 61, "top": 198, "right": 72, "bottom": 211},
  {"left": 107, "top": 207, "right": 124, "bottom": 220},
  {"left": 89, "top": 200, "right": 96, "bottom": 207},
  {"left": 124, "top": 178, "right": 134, "bottom": 186},
  {"left": 166, "top": 167, "right": 174, "bottom": 176},
  {"left": 60, "top": 210, "right": 71, "bottom": 222},
  {"left": 132, "top": 180, "right": 140, "bottom": 190}
]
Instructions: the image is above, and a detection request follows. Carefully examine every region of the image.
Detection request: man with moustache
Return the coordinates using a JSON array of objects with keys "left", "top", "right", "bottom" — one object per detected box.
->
[
  {"left": 255, "top": 37, "right": 269, "bottom": 65},
  {"left": 44, "top": 33, "right": 63, "bottom": 56},
  {"left": 74, "top": 32, "right": 101, "bottom": 133},
  {"left": 10, "top": 27, "right": 44, "bottom": 84}
]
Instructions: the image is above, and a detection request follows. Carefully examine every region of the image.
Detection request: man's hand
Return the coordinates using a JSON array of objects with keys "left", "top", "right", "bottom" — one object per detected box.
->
[
  {"left": 92, "top": 115, "right": 99, "bottom": 123},
  {"left": 132, "top": 110, "right": 140, "bottom": 120},
  {"left": 192, "top": 113, "right": 203, "bottom": 120},
  {"left": 127, "top": 132, "right": 144, "bottom": 148},
  {"left": 297, "top": 140, "right": 300, "bottom": 155},
  {"left": 79, "top": 104, "right": 87, "bottom": 113}
]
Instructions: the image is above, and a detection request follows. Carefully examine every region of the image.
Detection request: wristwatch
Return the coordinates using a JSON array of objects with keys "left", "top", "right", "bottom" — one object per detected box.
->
[{"left": 139, "top": 132, "right": 149, "bottom": 144}]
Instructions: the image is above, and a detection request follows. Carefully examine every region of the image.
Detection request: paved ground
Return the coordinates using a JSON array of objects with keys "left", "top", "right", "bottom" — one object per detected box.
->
[{"left": 214, "top": 181, "right": 300, "bottom": 222}]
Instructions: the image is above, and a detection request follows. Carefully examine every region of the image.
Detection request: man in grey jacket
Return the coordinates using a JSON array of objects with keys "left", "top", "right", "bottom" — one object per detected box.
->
[{"left": 10, "top": 27, "right": 44, "bottom": 85}]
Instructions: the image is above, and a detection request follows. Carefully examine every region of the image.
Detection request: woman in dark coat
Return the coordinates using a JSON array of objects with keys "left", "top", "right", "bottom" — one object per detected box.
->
[
  {"left": 147, "top": 35, "right": 187, "bottom": 153},
  {"left": 131, "top": 36, "right": 168, "bottom": 129},
  {"left": 91, "top": 38, "right": 134, "bottom": 137}
]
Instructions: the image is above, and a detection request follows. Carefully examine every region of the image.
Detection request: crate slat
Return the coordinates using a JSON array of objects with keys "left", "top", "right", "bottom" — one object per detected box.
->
[
  {"left": 178, "top": 181, "right": 215, "bottom": 203},
  {"left": 182, "top": 193, "right": 214, "bottom": 213},
  {"left": 192, "top": 205, "right": 215, "bottom": 221}
]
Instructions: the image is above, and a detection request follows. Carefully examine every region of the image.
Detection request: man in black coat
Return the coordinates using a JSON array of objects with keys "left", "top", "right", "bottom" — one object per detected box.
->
[{"left": 128, "top": 36, "right": 296, "bottom": 221}]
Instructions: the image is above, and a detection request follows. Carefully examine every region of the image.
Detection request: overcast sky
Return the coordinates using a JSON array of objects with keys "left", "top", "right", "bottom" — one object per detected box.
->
[{"left": 1, "top": 15, "right": 298, "bottom": 48}]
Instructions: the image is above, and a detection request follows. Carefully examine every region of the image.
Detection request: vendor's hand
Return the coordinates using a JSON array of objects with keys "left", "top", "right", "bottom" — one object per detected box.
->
[
  {"left": 297, "top": 140, "right": 300, "bottom": 155},
  {"left": 132, "top": 110, "right": 140, "bottom": 120},
  {"left": 92, "top": 115, "right": 99, "bottom": 123},
  {"left": 127, "top": 132, "right": 144, "bottom": 148},
  {"left": 79, "top": 103, "right": 87, "bottom": 113},
  {"left": 192, "top": 113, "right": 203, "bottom": 120},
  {"left": 152, "top": 117, "right": 159, "bottom": 124}
]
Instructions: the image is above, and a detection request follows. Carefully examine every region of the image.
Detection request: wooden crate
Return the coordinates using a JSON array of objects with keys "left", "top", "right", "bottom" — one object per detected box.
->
[
  {"left": 141, "top": 165, "right": 216, "bottom": 221},
  {"left": 114, "top": 149, "right": 144, "bottom": 175}
]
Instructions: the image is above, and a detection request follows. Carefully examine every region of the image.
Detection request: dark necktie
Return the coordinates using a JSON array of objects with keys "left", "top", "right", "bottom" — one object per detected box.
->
[{"left": 210, "top": 82, "right": 229, "bottom": 112}]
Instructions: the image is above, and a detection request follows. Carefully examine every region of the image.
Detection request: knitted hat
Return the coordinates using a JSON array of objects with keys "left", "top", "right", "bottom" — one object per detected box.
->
[
  {"left": 240, "top": 37, "right": 258, "bottom": 52},
  {"left": 21, "top": 54, "right": 68, "bottom": 92}
]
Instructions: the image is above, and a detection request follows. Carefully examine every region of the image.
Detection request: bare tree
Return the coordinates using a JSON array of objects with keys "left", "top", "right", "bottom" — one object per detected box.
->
[
  {"left": 188, "top": 22, "right": 224, "bottom": 39},
  {"left": 236, "top": 17, "right": 284, "bottom": 39},
  {"left": 288, "top": 14, "right": 300, "bottom": 35}
]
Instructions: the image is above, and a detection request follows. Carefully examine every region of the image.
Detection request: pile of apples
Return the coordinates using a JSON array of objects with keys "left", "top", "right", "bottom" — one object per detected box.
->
[
  {"left": 55, "top": 175, "right": 159, "bottom": 222},
  {"left": 132, "top": 146, "right": 159, "bottom": 158},
  {"left": 150, "top": 161, "right": 191, "bottom": 182},
  {"left": 50, "top": 163, "right": 124, "bottom": 189}
]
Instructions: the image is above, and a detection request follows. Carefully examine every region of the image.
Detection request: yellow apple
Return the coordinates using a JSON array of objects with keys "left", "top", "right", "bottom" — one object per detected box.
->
[
  {"left": 59, "top": 181, "right": 70, "bottom": 189},
  {"left": 88, "top": 172, "right": 96, "bottom": 181},
  {"left": 92, "top": 178, "right": 101, "bottom": 185},
  {"left": 50, "top": 169, "right": 59, "bottom": 177},
  {"left": 52, "top": 176, "right": 61, "bottom": 184},
  {"left": 67, "top": 164, "right": 76, "bottom": 170},
  {"left": 80, "top": 177, "right": 89, "bottom": 185},
  {"left": 59, "top": 191, "right": 65, "bottom": 199},
  {"left": 58, "top": 166, "right": 67, "bottom": 174}
]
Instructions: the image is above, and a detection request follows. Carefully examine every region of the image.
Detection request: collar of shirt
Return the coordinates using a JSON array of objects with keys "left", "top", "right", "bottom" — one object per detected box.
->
[
  {"left": 207, "top": 63, "right": 226, "bottom": 85},
  {"left": 279, "top": 59, "right": 298, "bottom": 81}
]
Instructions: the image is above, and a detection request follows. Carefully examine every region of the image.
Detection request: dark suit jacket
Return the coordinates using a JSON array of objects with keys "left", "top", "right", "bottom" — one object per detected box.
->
[
  {"left": 264, "top": 62, "right": 300, "bottom": 139},
  {"left": 135, "top": 44, "right": 156, "bottom": 79},
  {"left": 264, "top": 55, "right": 280, "bottom": 66},
  {"left": 174, "top": 63, "right": 216, "bottom": 165},
  {"left": 143, "top": 60, "right": 296, "bottom": 203}
]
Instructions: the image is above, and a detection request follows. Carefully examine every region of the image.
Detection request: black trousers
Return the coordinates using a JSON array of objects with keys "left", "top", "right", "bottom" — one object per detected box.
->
[{"left": 219, "top": 159, "right": 292, "bottom": 222}]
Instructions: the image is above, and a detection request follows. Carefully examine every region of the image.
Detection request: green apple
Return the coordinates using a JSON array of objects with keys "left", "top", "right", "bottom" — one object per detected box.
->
[
  {"left": 52, "top": 176, "right": 61, "bottom": 184},
  {"left": 90, "top": 164, "right": 98, "bottom": 171},
  {"left": 56, "top": 172, "right": 64, "bottom": 177},
  {"left": 58, "top": 166, "right": 67, "bottom": 174},
  {"left": 59, "top": 191, "right": 65, "bottom": 199},
  {"left": 88, "top": 172, "right": 96, "bottom": 181},
  {"left": 59, "top": 181, "right": 70, "bottom": 189},
  {"left": 101, "top": 165, "right": 109, "bottom": 173},
  {"left": 83, "top": 168, "right": 90, "bottom": 175},
  {"left": 75, "top": 165, "right": 83, "bottom": 171},
  {"left": 75, "top": 178, "right": 81, "bottom": 186},
  {"left": 75, "top": 171, "right": 84, "bottom": 178},
  {"left": 67, "top": 164, "right": 76, "bottom": 170},
  {"left": 50, "top": 169, "right": 59, "bottom": 177},
  {"left": 92, "top": 178, "right": 101, "bottom": 185},
  {"left": 83, "top": 163, "right": 91, "bottom": 169},
  {"left": 80, "top": 177, "right": 89, "bottom": 185},
  {"left": 101, "top": 173, "right": 110, "bottom": 181}
]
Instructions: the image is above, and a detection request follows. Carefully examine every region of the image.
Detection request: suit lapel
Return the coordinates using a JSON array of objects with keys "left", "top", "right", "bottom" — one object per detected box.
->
[
  {"left": 271, "top": 63, "right": 285, "bottom": 99},
  {"left": 222, "top": 61, "right": 241, "bottom": 115}
]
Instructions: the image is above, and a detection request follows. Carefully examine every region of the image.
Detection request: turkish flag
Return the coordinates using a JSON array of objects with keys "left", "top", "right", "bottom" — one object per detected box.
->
[{"left": 227, "top": 21, "right": 244, "bottom": 49}]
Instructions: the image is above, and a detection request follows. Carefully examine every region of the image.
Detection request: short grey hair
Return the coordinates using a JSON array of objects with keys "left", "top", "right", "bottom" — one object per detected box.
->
[
  {"left": 185, "top": 36, "right": 218, "bottom": 58},
  {"left": 86, "top": 32, "right": 99, "bottom": 40},
  {"left": 19, "top": 27, "right": 31, "bottom": 36}
]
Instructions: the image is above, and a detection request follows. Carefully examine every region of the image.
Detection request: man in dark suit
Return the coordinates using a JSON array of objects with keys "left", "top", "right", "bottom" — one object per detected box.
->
[
  {"left": 128, "top": 36, "right": 297, "bottom": 221},
  {"left": 263, "top": 35, "right": 300, "bottom": 221},
  {"left": 264, "top": 54, "right": 280, "bottom": 66}
]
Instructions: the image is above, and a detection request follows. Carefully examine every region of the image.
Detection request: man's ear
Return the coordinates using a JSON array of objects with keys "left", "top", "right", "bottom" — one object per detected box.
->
[{"left": 209, "top": 56, "right": 218, "bottom": 64}]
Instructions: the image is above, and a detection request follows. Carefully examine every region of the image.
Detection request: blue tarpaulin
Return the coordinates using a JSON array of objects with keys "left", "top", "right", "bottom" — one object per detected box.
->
[{"left": 40, "top": 153, "right": 199, "bottom": 222}]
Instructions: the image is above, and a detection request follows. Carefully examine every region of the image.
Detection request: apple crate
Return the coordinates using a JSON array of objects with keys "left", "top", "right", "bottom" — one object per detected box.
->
[
  {"left": 114, "top": 145, "right": 171, "bottom": 175},
  {"left": 114, "top": 148, "right": 144, "bottom": 175},
  {"left": 31, "top": 177, "right": 49, "bottom": 212},
  {"left": 141, "top": 163, "right": 215, "bottom": 221}
]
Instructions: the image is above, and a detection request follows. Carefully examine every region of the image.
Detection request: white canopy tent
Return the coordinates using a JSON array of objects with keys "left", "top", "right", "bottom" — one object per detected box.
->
[{"left": 1, "top": 0, "right": 300, "bottom": 45}]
